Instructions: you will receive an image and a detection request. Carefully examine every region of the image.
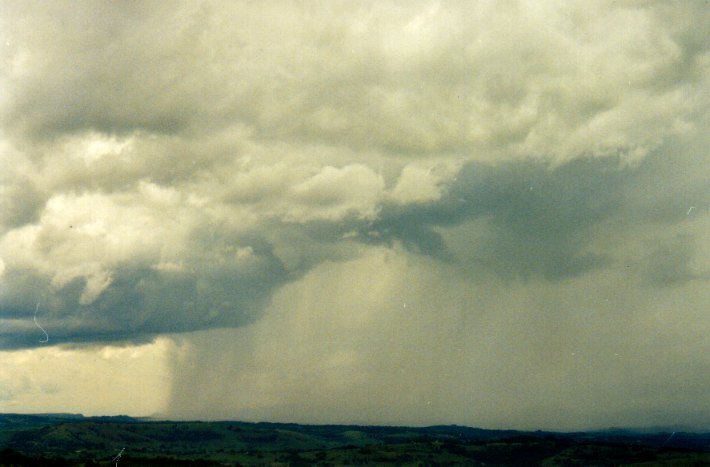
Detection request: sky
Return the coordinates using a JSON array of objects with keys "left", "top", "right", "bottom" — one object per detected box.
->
[{"left": 0, "top": 1, "right": 709, "bottom": 431}]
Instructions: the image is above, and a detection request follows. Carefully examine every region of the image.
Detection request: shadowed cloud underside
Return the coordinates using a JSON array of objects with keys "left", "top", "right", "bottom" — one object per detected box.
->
[{"left": 1, "top": 0, "right": 709, "bottom": 429}]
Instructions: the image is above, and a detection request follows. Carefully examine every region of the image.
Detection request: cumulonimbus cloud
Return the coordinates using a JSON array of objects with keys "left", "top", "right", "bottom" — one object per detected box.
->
[{"left": 0, "top": 0, "right": 708, "bottom": 349}]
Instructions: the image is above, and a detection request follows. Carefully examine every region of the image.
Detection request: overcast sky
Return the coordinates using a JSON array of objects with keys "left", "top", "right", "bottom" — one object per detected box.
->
[{"left": 1, "top": 1, "right": 709, "bottom": 431}]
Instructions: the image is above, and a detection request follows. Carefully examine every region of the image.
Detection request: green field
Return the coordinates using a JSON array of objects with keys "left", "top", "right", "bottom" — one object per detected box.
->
[{"left": 1, "top": 414, "right": 709, "bottom": 466}]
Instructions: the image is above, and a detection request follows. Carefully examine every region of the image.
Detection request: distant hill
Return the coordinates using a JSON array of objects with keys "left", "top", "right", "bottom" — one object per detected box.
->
[{"left": 1, "top": 414, "right": 709, "bottom": 466}]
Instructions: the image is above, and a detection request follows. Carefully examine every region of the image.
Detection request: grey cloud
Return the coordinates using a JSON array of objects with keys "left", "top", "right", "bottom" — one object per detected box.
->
[
  {"left": 0, "top": 240, "right": 290, "bottom": 349},
  {"left": 0, "top": 1, "right": 708, "bottom": 431},
  {"left": 366, "top": 157, "right": 627, "bottom": 280},
  {"left": 2, "top": 2, "right": 211, "bottom": 137},
  {"left": 0, "top": 174, "right": 380, "bottom": 349},
  {"left": 365, "top": 130, "right": 710, "bottom": 283},
  {"left": 453, "top": 158, "right": 625, "bottom": 280},
  {"left": 622, "top": 127, "right": 710, "bottom": 225},
  {"left": 0, "top": 182, "right": 44, "bottom": 230},
  {"left": 2, "top": 1, "right": 707, "bottom": 162},
  {"left": 637, "top": 235, "right": 707, "bottom": 287},
  {"left": 2, "top": 139, "right": 706, "bottom": 348}
]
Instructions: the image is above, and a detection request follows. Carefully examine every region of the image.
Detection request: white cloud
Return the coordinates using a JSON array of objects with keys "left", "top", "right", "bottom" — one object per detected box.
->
[
  {"left": 2, "top": 1, "right": 706, "bottom": 163},
  {"left": 390, "top": 162, "right": 460, "bottom": 204},
  {"left": 78, "top": 270, "right": 112, "bottom": 305},
  {"left": 0, "top": 190, "right": 189, "bottom": 285},
  {"left": 0, "top": 1, "right": 708, "bottom": 429},
  {"left": 286, "top": 164, "right": 385, "bottom": 223}
]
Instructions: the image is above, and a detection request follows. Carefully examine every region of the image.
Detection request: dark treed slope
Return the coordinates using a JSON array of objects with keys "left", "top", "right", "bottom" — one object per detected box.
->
[{"left": 1, "top": 414, "right": 710, "bottom": 466}]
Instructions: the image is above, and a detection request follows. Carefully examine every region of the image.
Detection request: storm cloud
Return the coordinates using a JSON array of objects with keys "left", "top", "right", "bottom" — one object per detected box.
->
[{"left": 1, "top": 1, "right": 709, "bottom": 429}]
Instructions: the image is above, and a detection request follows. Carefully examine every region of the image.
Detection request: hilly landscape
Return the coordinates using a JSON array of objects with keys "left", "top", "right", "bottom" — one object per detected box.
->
[{"left": 1, "top": 414, "right": 710, "bottom": 466}]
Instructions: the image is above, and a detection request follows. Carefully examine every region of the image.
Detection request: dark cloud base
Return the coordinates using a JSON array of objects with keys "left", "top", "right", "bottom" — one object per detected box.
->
[
  {"left": 0, "top": 0, "right": 708, "bottom": 429},
  {"left": 3, "top": 146, "right": 707, "bottom": 349}
]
